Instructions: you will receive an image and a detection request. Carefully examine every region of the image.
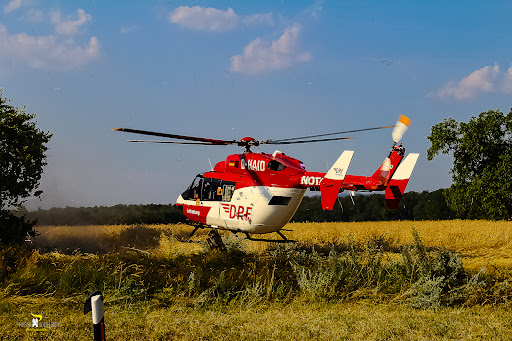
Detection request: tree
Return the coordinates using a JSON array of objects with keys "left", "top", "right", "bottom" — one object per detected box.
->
[
  {"left": 0, "top": 90, "right": 52, "bottom": 244},
  {"left": 427, "top": 109, "right": 512, "bottom": 219},
  {"left": 412, "top": 190, "right": 452, "bottom": 220}
]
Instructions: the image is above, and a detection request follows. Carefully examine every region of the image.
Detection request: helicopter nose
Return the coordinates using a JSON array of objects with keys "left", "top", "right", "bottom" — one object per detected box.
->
[{"left": 176, "top": 194, "right": 185, "bottom": 206}]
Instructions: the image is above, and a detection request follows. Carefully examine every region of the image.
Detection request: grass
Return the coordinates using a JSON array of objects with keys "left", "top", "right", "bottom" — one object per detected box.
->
[
  {"left": 32, "top": 223, "right": 202, "bottom": 254},
  {"left": 2, "top": 220, "right": 512, "bottom": 339},
  {"left": 3, "top": 297, "right": 512, "bottom": 340}
]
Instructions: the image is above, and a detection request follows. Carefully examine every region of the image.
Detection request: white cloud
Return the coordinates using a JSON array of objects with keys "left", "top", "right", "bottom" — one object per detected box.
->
[
  {"left": 169, "top": 6, "right": 272, "bottom": 32},
  {"left": 170, "top": 6, "right": 238, "bottom": 32},
  {"left": 503, "top": 66, "right": 512, "bottom": 94},
  {"left": 51, "top": 8, "right": 92, "bottom": 35},
  {"left": 242, "top": 13, "right": 273, "bottom": 26},
  {"left": 437, "top": 65, "right": 500, "bottom": 99},
  {"left": 4, "top": 0, "right": 22, "bottom": 14},
  {"left": 0, "top": 24, "right": 99, "bottom": 71},
  {"left": 231, "top": 24, "right": 312, "bottom": 75}
]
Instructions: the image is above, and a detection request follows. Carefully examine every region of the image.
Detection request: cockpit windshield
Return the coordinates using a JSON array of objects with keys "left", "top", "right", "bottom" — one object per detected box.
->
[
  {"left": 181, "top": 174, "right": 236, "bottom": 202},
  {"left": 181, "top": 174, "right": 203, "bottom": 200}
]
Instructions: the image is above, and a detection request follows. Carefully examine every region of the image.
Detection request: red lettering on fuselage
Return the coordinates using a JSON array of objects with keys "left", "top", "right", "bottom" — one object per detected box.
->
[
  {"left": 237, "top": 205, "right": 245, "bottom": 218},
  {"left": 227, "top": 204, "right": 252, "bottom": 221},
  {"left": 300, "top": 176, "right": 323, "bottom": 186}
]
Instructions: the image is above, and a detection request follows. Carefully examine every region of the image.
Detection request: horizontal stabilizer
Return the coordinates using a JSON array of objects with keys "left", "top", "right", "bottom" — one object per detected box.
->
[
  {"left": 391, "top": 153, "right": 419, "bottom": 180},
  {"left": 321, "top": 151, "right": 354, "bottom": 210}
]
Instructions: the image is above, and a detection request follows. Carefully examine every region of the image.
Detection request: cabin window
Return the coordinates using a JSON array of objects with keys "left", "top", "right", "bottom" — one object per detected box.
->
[
  {"left": 268, "top": 196, "right": 292, "bottom": 205},
  {"left": 268, "top": 160, "right": 286, "bottom": 171},
  {"left": 222, "top": 184, "right": 235, "bottom": 202}
]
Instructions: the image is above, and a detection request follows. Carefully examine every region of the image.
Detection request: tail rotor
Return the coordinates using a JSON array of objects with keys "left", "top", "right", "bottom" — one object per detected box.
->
[{"left": 392, "top": 114, "right": 411, "bottom": 145}]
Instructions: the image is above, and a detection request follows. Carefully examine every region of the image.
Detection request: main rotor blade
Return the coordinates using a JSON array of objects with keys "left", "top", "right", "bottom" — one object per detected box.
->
[
  {"left": 267, "top": 125, "right": 394, "bottom": 143},
  {"left": 264, "top": 136, "right": 353, "bottom": 145},
  {"left": 113, "top": 128, "right": 235, "bottom": 145},
  {"left": 126, "top": 140, "right": 228, "bottom": 145}
]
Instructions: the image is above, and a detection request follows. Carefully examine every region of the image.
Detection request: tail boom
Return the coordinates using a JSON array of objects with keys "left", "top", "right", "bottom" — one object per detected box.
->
[{"left": 298, "top": 148, "right": 418, "bottom": 211}]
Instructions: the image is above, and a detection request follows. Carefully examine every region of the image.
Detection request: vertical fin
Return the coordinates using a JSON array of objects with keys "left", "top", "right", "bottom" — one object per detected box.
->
[
  {"left": 321, "top": 151, "right": 354, "bottom": 210},
  {"left": 324, "top": 151, "right": 354, "bottom": 180}
]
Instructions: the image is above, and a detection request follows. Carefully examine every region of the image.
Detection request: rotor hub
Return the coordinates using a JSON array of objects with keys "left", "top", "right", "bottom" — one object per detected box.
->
[{"left": 239, "top": 137, "right": 260, "bottom": 153}]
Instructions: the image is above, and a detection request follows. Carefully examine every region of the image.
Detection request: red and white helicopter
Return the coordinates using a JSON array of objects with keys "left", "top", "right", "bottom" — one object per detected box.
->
[{"left": 114, "top": 115, "right": 419, "bottom": 243}]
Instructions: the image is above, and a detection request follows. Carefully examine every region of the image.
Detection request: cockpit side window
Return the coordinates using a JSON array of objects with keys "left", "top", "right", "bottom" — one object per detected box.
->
[
  {"left": 182, "top": 176, "right": 235, "bottom": 202},
  {"left": 202, "top": 178, "right": 223, "bottom": 201}
]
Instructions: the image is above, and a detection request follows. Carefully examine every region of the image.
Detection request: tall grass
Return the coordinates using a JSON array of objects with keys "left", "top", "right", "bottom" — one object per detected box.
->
[
  {"left": 3, "top": 225, "right": 512, "bottom": 309},
  {"left": 289, "top": 220, "right": 512, "bottom": 270},
  {"left": 33, "top": 220, "right": 512, "bottom": 271}
]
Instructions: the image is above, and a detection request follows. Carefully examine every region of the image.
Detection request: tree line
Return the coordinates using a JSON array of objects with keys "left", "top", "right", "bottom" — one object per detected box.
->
[
  {"left": 19, "top": 189, "right": 452, "bottom": 226},
  {"left": 20, "top": 204, "right": 187, "bottom": 226},
  {"left": 292, "top": 189, "right": 451, "bottom": 222}
]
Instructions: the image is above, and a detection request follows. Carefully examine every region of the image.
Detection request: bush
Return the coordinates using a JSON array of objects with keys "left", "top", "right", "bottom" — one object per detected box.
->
[{"left": 0, "top": 210, "right": 36, "bottom": 245}]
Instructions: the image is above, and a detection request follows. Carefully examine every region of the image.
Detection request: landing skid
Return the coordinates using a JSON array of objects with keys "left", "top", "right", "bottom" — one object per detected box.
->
[
  {"left": 186, "top": 223, "right": 226, "bottom": 250},
  {"left": 189, "top": 224, "right": 202, "bottom": 238},
  {"left": 243, "top": 231, "right": 295, "bottom": 243},
  {"left": 186, "top": 223, "right": 294, "bottom": 245},
  {"left": 172, "top": 223, "right": 206, "bottom": 244}
]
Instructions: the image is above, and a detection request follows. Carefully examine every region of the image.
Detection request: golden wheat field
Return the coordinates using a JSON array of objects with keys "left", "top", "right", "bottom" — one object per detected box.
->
[{"left": 34, "top": 219, "right": 512, "bottom": 271}]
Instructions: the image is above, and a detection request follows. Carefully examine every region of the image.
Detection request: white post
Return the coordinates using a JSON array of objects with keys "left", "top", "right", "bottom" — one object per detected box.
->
[{"left": 84, "top": 290, "right": 105, "bottom": 341}]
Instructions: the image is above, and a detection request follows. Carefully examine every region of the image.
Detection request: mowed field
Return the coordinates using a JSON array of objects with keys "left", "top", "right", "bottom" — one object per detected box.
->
[{"left": 3, "top": 220, "right": 512, "bottom": 340}]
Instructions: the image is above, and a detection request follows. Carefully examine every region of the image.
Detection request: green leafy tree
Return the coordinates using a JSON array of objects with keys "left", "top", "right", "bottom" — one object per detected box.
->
[
  {"left": 413, "top": 190, "right": 451, "bottom": 220},
  {"left": 427, "top": 109, "right": 512, "bottom": 219},
  {"left": 0, "top": 90, "right": 52, "bottom": 243}
]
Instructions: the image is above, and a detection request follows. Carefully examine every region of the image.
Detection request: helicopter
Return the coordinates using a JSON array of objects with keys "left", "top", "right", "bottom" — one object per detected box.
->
[{"left": 114, "top": 115, "right": 419, "bottom": 244}]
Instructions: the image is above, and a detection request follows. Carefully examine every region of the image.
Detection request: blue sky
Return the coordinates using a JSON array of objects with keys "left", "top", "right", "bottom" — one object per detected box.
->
[{"left": 2, "top": 0, "right": 512, "bottom": 209}]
